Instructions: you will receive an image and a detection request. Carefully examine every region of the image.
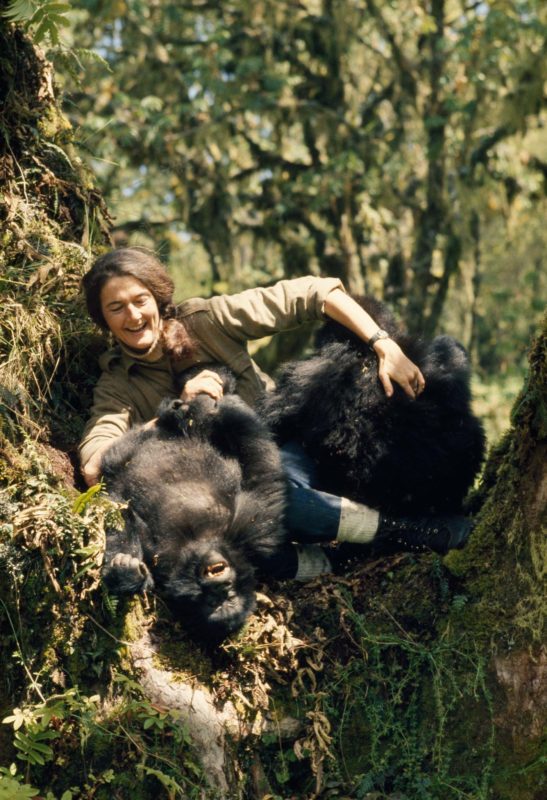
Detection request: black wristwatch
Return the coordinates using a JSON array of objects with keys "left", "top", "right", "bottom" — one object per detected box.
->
[{"left": 368, "top": 329, "right": 390, "bottom": 349}]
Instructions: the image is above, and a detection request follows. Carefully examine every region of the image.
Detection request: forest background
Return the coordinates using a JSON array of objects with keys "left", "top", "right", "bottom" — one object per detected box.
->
[
  {"left": 0, "top": 1, "right": 545, "bottom": 799},
  {"left": 56, "top": 0, "right": 547, "bottom": 436}
]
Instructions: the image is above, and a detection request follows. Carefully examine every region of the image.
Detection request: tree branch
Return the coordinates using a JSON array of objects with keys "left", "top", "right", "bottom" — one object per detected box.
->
[{"left": 364, "top": 0, "right": 417, "bottom": 99}]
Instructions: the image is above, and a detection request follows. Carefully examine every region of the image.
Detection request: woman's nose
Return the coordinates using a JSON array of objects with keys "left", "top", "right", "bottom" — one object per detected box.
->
[{"left": 126, "top": 304, "right": 142, "bottom": 320}]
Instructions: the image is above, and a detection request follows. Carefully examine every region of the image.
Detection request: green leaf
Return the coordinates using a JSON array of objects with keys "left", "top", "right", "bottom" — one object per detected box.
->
[
  {"left": 70, "top": 48, "right": 111, "bottom": 71},
  {"left": 33, "top": 18, "right": 50, "bottom": 43},
  {"left": 21, "top": 741, "right": 54, "bottom": 755},
  {"left": 30, "top": 5, "right": 48, "bottom": 24},
  {"left": 0, "top": 775, "right": 40, "bottom": 799},
  {"left": 49, "top": 13, "right": 70, "bottom": 27},
  {"left": 0, "top": 1, "right": 38, "bottom": 23},
  {"left": 72, "top": 483, "right": 102, "bottom": 515}
]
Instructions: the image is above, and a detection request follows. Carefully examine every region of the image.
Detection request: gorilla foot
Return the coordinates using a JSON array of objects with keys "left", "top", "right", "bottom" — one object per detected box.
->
[
  {"left": 376, "top": 513, "right": 474, "bottom": 555},
  {"left": 158, "top": 395, "right": 218, "bottom": 436},
  {"left": 103, "top": 552, "right": 155, "bottom": 594}
]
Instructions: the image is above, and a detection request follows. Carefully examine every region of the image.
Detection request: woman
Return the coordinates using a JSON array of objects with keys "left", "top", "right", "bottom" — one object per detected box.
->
[{"left": 80, "top": 248, "right": 471, "bottom": 579}]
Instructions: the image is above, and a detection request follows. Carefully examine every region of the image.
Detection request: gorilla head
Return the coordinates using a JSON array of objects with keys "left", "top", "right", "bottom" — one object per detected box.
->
[{"left": 101, "top": 388, "right": 287, "bottom": 643}]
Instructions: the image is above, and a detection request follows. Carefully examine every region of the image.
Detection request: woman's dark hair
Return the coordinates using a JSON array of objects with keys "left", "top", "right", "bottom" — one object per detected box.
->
[{"left": 82, "top": 247, "right": 194, "bottom": 361}]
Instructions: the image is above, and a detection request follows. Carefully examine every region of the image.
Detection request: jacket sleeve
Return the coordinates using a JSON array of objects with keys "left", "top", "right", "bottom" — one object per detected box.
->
[
  {"left": 206, "top": 276, "right": 345, "bottom": 342},
  {"left": 78, "top": 373, "right": 133, "bottom": 469}
]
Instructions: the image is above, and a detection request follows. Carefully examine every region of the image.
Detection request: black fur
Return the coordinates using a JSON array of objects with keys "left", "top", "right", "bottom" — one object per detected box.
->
[
  {"left": 260, "top": 298, "right": 486, "bottom": 515},
  {"left": 101, "top": 391, "right": 286, "bottom": 642}
]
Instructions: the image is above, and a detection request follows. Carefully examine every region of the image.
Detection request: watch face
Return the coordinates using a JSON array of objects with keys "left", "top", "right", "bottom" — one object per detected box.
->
[{"left": 369, "top": 329, "right": 390, "bottom": 348}]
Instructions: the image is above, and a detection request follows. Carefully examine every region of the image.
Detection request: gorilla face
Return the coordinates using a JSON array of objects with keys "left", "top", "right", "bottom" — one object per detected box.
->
[
  {"left": 101, "top": 391, "right": 286, "bottom": 643},
  {"left": 158, "top": 541, "right": 255, "bottom": 640},
  {"left": 157, "top": 539, "right": 257, "bottom": 640}
]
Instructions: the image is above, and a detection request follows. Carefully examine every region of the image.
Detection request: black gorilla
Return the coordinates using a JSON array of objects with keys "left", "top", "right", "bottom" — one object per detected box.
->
[
  {"left": 101, "top": 378, "right": 286, "bottom": 642},
  {"left": 260, "top": 298, "right": 486, "bottom": 516}
]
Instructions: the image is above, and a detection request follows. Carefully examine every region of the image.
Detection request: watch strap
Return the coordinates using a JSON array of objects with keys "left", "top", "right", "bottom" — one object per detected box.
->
[{"left": 368, "top": 329, "right": 390, "bottom": 349}]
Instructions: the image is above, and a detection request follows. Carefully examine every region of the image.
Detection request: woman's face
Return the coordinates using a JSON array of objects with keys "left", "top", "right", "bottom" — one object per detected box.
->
[{"left": 100, "top": 275, "right": 161, "bottom": 352}]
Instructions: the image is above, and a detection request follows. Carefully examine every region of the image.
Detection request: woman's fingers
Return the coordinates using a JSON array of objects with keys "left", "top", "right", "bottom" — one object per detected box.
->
[
  {"left": 396, "top": 369, "right": 426, "bottom": 399},
  {"left": 197, "top": 369, "right": 224, "bottom": 385},
  {"left": 180, "top": 370, "right": 225, "bottom": 401},
  {"left": 378, "top": 367, "right": 394, "bottom": 398},
  {"left": 374, "top": 340, "right": 426, "bottom": 399},
  {"left": 413, "top": 371, "right": 426, "bottom": 396},
  {"left": 400, "top": 369, "right": 426, "bottom": 399}
]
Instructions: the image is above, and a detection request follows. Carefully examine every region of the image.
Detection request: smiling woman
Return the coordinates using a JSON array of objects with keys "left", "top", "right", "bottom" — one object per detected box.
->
[
  {"left": 100, "top": 276, "right": 161, "bottom": 353},
  {"left": 82, "top": 247, "right": 194, "bottom": 363}
]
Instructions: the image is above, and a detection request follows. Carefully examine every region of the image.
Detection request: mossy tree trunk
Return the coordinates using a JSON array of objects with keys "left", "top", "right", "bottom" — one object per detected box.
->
[{"left": 0, "top": 18, "right": 109, "bottom": 446}]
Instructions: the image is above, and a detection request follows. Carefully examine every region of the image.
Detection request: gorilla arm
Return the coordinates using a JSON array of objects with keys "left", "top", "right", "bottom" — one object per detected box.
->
[
  {"left": 102, "top": 510, "right": 155, "bottom": 594},
  {"left": 82, "top": 418, "right": 158, "bottom": 487},
  {"left": 180, "top": 394, "right": 285, "bottom": 493},
  {"left": 206, "top": 395, "right": 288, "bottom": 568},
  {"left": 100, "top": 427, "right": 159, "bottom": 595}
]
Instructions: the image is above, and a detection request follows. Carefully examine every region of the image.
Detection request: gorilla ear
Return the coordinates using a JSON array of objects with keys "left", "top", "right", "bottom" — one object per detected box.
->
[{"left": 424, "top": 336, "right": 470, "bottom": 378}]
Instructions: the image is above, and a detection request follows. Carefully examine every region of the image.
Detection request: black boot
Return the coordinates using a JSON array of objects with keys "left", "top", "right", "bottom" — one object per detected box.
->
[
  {"left": 325, "top": 542, "right": 372, "bottom": 575},
  {"left": 376, "top": 513, "right": 473, "bottom": 555}
]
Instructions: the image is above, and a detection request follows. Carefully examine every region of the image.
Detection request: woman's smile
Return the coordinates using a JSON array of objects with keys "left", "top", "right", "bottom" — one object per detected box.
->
[{"left": 100, "top": 275, "right": 161, "bottom": 352}]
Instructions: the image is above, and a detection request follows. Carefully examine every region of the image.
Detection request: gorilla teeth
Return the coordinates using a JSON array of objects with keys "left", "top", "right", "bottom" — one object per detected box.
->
[{"left": 204, "top": 561, "right": 228, "bottom": 578}]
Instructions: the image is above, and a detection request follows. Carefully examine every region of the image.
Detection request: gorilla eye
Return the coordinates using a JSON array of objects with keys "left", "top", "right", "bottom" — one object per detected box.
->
[{"left": 203, "top": 561, "right": 228, "bottom": 579}]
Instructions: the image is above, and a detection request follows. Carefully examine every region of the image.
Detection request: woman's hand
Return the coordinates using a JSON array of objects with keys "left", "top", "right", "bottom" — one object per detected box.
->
[
  {"left": 323, "top": 289, "right": 425, "bottom": 399},
  {"left": 180, "top": 369, "right": 225, "bottom": 402},
  {"left": 81, "top": 442, "right": 112, "bottom": 487},
  {"left": 372, "top": 338, "right": 425, "bottom": 399}
]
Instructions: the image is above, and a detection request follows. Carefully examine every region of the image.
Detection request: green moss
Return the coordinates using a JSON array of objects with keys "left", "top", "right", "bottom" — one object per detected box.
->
[{"left": 37, "top": 105, "right": 72, "bottom": 141}]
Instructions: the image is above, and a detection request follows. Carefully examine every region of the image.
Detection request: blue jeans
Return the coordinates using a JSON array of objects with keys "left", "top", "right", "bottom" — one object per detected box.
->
[
  {"left": 256, "top": 443, "right": 343, "bottom": 580},
  {"left": 260, "top": 442, "right": 342, "bottom": 580},
  {"left": 281, "top": 442, "right": 342, "bottom": 544}
]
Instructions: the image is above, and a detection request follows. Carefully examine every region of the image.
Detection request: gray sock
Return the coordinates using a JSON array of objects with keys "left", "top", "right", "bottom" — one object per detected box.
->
[
  {"left": 336, "top": 497, "right": 380, "bottom": 544},
  {"left": 294, "top": 544, "right": 333, "bottom": 581}
]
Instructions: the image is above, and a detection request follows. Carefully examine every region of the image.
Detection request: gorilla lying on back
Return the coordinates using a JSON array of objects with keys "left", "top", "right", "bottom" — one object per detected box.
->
[
  {"left": 260, "top": 297, "right": 486, "bottom": 518},
  {"left": 101, "top": 380, "right": 286, "bottom": 642}
]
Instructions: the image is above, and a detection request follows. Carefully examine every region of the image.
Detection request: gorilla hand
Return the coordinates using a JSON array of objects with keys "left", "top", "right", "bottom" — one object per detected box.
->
[{"left": 103, "top": 552, "right": 154, "bottom": 594}]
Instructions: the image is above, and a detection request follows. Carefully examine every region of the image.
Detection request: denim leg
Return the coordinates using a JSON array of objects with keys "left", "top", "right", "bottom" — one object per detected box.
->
[{"left": 281, "top": 442, "right": 341, "bottom": 544}]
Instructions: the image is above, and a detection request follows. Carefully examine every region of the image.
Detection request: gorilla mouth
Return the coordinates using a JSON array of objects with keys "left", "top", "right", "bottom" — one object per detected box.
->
[{"left": 203, "top": 561, "right": 228, "bottom": 578}]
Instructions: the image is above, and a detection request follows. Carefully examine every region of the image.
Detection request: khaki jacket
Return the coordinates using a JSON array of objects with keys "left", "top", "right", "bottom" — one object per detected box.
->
[{"left": 79, "top": 276, "right": 343, "bottom": 467}]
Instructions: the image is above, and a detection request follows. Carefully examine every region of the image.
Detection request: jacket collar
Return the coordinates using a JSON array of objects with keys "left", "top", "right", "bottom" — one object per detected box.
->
[{"left": 98, "top": 342, "right": 169, "bottom": 373}]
